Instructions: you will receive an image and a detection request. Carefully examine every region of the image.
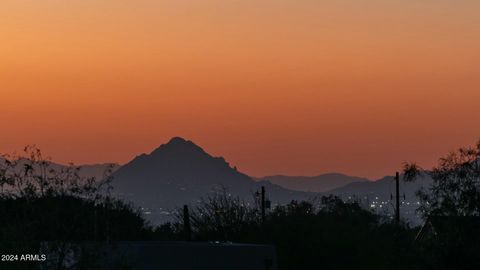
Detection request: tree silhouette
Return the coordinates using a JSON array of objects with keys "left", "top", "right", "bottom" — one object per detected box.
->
[
  {"left": 403, "top": 140, "right": 480, "bottom": 217},
  {"left": 0, "top": 146, "right": 152, "bottom": 269}
]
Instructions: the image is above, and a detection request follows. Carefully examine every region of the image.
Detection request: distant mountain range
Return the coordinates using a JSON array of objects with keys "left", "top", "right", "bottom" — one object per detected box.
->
[
  {"left": 328, "top": 174, "right": 432, "bottom": 225},
  {"left": 329, "top": 174, "right": 432, "bottom": 201},
  {"left": 1, "top": 138, "right": 432, "bottom": 224},
  {"left": 258, "top": 174, "right": 370, "bottom": 193},
  {"left": 0, "top": 156, "right": 119, "bottom": 180}
]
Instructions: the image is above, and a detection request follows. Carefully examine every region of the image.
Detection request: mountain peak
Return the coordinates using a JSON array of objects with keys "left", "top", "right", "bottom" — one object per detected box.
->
[
  {"left": 150, "top": 137, "right": 205, "bottom": 156},
  {"left": 163, "top": 137, "right": 199, "bottom": 149},
  {"left": 167, "top": 136, "right": 189, "bottom": 145}
]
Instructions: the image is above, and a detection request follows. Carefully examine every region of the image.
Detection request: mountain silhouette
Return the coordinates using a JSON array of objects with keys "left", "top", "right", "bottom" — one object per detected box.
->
[
  {"left": 259, "top": 173, "right": 369, "bottom": 193},
  {"left": 112, "top": 137, "right": 310, "bottom": 223},
  {"left": 328, "top": 173, "right": 433, "bottom": 225},
  {"left": 329, "top": 174, "right": 432, "bottom": 201},
  {"left": 0, "top": 156, "right": 119, "bottom": 180}
]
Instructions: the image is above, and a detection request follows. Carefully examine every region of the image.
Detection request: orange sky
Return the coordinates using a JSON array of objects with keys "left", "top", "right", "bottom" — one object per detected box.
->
[{"left": 1, "top": 0, "right": 479, "bottom": 179}]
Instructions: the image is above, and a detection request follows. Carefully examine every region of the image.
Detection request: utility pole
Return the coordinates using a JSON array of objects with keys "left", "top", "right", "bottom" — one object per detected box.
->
[
  {"left": 183, "top": 205, "right": 191, "bottom": 241},
  {"left": 395, "top": 172, "right": 400, "bottom": 224},
  {"left": 261, "top": 186, "right": 266, "bottom": 224}
]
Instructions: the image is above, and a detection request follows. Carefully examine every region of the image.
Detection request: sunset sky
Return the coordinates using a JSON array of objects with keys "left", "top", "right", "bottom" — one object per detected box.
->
[{"left": 1, "top": 0, "right": 479, "bottom": 179}]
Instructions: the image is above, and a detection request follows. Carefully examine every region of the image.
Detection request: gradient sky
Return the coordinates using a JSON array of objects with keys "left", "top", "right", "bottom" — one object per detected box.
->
[{"left": 1, "top": 0, "right": 479, "bottom": 179}]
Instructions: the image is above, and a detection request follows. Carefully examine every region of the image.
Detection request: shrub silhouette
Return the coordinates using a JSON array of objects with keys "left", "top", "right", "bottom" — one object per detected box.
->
[
  {"left": 179, "top": 193, "right": 418, "bottom": 270},
  {"left": 0, "top": 147, "right": 152, "bottom": 269}
]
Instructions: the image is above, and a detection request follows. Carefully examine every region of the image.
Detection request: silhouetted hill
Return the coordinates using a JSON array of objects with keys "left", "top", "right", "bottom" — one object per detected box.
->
[
  {"left": 259, "top": 173, "right": 369, "bottom": 193},
  {"left": 328, "top": 173, "right": 433, "bottom": 225},
  {"left": 112, "top": 137, "right": 311, "bottom": 223},
  {"left": 78, "top": 163, "right": 120, "bottom": 179},
  {"left": 329, "top": 174, "right": 432, "bottom": 200},
  {"left": 0, "top": 156, "right": 119, "bottom": 180}
]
